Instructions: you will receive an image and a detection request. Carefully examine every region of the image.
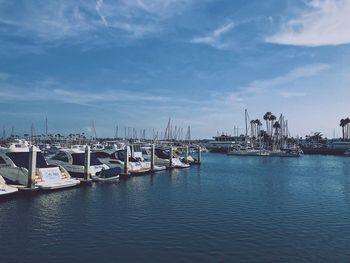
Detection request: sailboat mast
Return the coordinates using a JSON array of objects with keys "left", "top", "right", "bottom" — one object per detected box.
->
[{"left": 245, "top": 109, "right": 248, "bottom": 137}]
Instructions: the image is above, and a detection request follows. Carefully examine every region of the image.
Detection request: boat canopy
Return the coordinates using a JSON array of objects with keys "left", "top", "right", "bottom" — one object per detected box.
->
[{"left": 6, "top": 152, "right": 49, "bottom": 169}]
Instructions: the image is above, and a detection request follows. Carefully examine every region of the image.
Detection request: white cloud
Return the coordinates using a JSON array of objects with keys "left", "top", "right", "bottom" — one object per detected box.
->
[
  {"left": 266, "top": 0, "right": 350, "bottom": 46},
  {"left": 191, "top": 21, "right": 235, "bottom": 49}
]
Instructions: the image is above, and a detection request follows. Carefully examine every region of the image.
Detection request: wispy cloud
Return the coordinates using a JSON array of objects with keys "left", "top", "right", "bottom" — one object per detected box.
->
[
  {"left": 214, "top": 63, "right": 330, "bottom": 106},
  {"left": 266, "top": 0, "right": 350, "bottom": 46},
  {"left": 191, "top": 21, "right": 235, "bottom": 49},
  {"left": 279, "top": 91, "right": 306, "bottom": 98},
  {"left": 0, "top": 78, "right": 204, "bottom": 107},
  {"left": 95, "top": 0, "right": 109, "bottom": 28},
  {"left": 0, "top": 0, "right": 193, "bottom": 45},
  {"left": 242, "top": 63, "right": 330, "bottom": 94}
]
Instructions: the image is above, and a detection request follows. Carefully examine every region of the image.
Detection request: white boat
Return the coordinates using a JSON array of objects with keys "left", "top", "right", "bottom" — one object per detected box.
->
[
  {"left": 0, "top": 140, "right": 80, "bottom": 190},
  {"left": 47, "top": 148, "right": 121, "bottom": 181},
  {"left": 268, "top": 149, "right": 303, "bottom": 157},
  {"left": 94, "top": 144, "right": 167, "bottom": 175},
  {"left": 0, "top": 175, "right": 18, "bottom": 196},
  {"left": 228, "top": 147, "right": 301, "bottom": 157},
  {"left": 94, "top": 147, "right": 154, "bottom": 175},
  {"left": 142, "top": 147, "right": 190, "bottom": 169}
]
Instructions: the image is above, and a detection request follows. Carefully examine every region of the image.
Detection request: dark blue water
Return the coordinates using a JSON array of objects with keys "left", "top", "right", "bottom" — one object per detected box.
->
[{"left": 1, "top": 154, "right": 350, "bottom": 262}]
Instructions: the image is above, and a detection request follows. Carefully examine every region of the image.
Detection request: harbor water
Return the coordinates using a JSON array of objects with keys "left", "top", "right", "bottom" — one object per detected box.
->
[{"left": 1, "top": 153, "right": 350, "bottom": 262}]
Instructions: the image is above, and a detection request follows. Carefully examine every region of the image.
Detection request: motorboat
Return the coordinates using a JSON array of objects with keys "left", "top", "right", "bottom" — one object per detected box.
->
[
  {"left": 47, "top": 148, "right": 121, "bottom": 181},
  {"left": 0, "top": 140, "right": 80, "bottom": 190},
  {"left": 0, "top": 175, "right": 18, "bottom": 196},
  {"left": 94, "top": 147, "right": 156, "bottom": 175},
  {"left": 227, "top": 145, "right": 269, "bottom": 156},
  {"left": 142, "top": 147, "right": 190, "bottom": 169}
]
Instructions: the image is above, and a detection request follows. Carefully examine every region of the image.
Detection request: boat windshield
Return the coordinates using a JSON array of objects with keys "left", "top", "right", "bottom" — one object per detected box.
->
[
  {"left": 71, "top": 153, "right": 103, "bottom": 166},
  {"left": 6, "top": 152, "right": 49, "bottom": 169}
]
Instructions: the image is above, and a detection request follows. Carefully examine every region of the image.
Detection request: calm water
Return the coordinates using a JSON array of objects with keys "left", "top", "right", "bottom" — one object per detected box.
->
[{"left": 1, "top": 154, "right": 350, "bottom": 262}]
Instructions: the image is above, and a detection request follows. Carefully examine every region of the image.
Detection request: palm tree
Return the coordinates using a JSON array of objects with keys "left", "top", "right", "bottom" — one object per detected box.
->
[
  {"left": 273, "top": 121, "right": 281, "bottom": 136},
  {"left": 340, "top": 119, "right": 346, "bottom": 139},
  {"left": 269, "top": 115, "right": 277, "bottom": 136},
  {"left": 263, "top": 112, "right": 272, "bottom": 135},
  {"left": 254, "top": 119, "right": 262, "bottom": 139}
]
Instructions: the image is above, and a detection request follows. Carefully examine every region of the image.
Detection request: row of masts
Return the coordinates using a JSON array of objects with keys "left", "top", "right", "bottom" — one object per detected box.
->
[{"left": 2, "top": 118, "right": 192, "bottom": 143}]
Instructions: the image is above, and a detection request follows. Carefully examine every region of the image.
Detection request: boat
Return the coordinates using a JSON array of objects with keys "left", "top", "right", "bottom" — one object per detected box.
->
[
  {"left": 228, "top": 145, "right": 302, "bottom": 157},
  {"left": 94, "top": 145, "right": 164, "bottom": 175},
  {"left": 301, "top": 141, "right": 350, "bottom": 155},
  {"left": 47, "top": 148, "right": 121, "bottom": 181},
  {"left": 0, "top": 140, "right": 80, "bottom": 190},
  {"left": 206, "top": 134, "right": 241, "bottom": 153},
  {"left": 227, "top": 147, "right": 270, "bottom": 156},
  {"left": 141, "top": 147, "right": 190, "bottom": 169},
  {"left": 268, "top": 148, "right": 303, "bottom": 157},
  {"left": 0, "top": 175, "right": 18, "bottom": 196}
]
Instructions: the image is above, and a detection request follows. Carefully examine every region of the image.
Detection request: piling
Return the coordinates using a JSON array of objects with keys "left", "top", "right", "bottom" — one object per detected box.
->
[
  {"left": 197, "top": 146, "right": 202, "bottom": 164},
  {"left": 169, "top": 146, "right": 173, "bottom": 168},
  {"left": 185, "top": 145, "right": 189, "bottom": 164},
  {"left": 150, "top": 144, "right": 155, "bottom": 171},
  {"left": 27, "top": 145, "right": 37, "bottom": 188},
  {"left": 124, "top": 146, "right": 129, "bottom": 174},
  {"left": 130, "top": 144, "right": 134, "bottom": 159},
  {"left": 84, "top": 145, "right": 91, "bottom": 181}
]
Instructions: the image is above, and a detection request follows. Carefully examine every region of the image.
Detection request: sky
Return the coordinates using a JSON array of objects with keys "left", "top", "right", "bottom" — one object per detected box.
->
[{"left": 0, "top": 0, "right": 350, "bottom": 139}]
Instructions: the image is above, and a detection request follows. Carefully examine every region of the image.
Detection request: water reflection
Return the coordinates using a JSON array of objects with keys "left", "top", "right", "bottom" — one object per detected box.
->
[{"left": 2, "top": 154, "right": 350, "bottom": 262}]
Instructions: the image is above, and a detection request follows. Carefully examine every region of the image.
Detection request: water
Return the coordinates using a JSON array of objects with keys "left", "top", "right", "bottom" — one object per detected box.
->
[{"left": 1, "top": 154, "right": 350, "bottom": 262}]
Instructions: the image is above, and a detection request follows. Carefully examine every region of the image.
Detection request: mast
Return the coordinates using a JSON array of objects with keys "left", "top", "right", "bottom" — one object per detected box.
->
[
  {"left": 245, "top": 109, "right": 248, "bottom": 137},
  {"left": 91, "top": 120, "right": 97, "bottom": 140},
  {"left": 45, "top": 116, "right": 48, "bottom": 139}
]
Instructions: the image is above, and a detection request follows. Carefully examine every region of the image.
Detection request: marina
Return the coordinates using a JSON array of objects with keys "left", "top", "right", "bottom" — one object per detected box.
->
[{"left": 1, "top": 0, "right": 350, "bottom": 262}]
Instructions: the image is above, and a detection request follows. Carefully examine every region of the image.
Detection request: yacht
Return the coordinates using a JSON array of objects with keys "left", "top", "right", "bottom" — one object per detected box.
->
[
  {"left": 227, "top": 147, "right": 269, "bottom": 156},
  {"left": 0, "top": 175, "right": 18, "bottom": 196},
  {"left": 47, "top": 148, "right": 121, "bottom": 181},
  {"left": 94, "top": 146, "right": 160, "bottom": 175},
  {"left": 206, "top": 134, "right": 241, "bottom": 153},
  {"left": 142, "top": 147, "right": 190, "bottom": 169},
  {"left": 0, "top": 140, "right": 80, "bottom": 190}
]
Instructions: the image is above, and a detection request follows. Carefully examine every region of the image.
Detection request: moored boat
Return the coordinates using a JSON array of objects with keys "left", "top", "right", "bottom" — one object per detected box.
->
[
  {"left": 0, "top": 140, "right": 80, "bottom": 190},
  {"left": 0, "top": 175, "right": 18, "bottom": 196},
  {"left": 47, "top": 148, "right": 121, "bottom": 181}
]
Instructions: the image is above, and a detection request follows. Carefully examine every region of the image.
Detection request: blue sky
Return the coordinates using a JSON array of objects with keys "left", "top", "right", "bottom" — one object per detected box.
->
[{"left": 0, "top": 0, "right": 350, "bottom": 139}]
